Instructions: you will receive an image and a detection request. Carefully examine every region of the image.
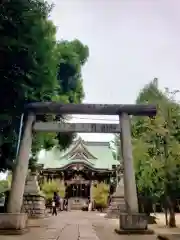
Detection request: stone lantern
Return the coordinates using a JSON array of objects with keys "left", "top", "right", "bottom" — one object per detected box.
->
[{"left": 22, "top": 161, "right": 46, "bottom": 218}]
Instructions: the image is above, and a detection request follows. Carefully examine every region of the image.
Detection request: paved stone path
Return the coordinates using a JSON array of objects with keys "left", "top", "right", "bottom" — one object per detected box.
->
[{"left": 2, "top": 211, "right": 157, "bottom": 240}]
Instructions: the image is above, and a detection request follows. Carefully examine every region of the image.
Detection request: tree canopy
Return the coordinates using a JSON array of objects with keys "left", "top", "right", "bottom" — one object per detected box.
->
[
  {"left": 113, "top": 78, "right": 180, "bottom": 227},
  {"left": 0, "top": 0, "right": 89, "bottom": 171},
  {"left": 132, "top": 79, "right": 180, "bottom": 226}
]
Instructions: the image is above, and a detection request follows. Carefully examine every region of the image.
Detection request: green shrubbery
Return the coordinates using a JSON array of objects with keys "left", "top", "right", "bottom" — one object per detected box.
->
[
  {"left": 92, "top": 183, "right": 109, "bottom": 209},
  {"left": 41, "top": 180, "right": 65, "bottom": 205},
  {"left": 41, "top": 180, "right": 110, "bottom": 210}
]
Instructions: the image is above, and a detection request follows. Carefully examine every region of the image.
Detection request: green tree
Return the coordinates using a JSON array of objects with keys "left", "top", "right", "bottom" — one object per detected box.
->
[
  {"left": 54, "top": 39, "right": 88, "bottom": 150},
  {"left": 111, "top": 134, "right": 121, "bottom": 161},
  {"left": 132, "top": 78, "right": 180, "bottom": 227},
  {"left": 0, "top": 0, "right": 89, "bottom": 171},
  {"left": 0, "top": 0, "right": 57, "bottom": 170},
  {"left": 0, "top": 180, "right": 9, "bottom": 198}
]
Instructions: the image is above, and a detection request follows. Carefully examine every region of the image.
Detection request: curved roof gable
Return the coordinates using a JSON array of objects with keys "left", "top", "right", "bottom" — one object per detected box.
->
[
  {"left": 38, "top": 136, "right": 119, "bottom": 170},
  {"left": 60, "top": 137, "right": 97, "bottom": 160}
]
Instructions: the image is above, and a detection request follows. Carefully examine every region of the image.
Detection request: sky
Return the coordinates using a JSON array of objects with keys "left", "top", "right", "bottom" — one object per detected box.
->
[
  {"left": 1, "top": 0, "right": 180, "bottom": 180},
  {"left": 46, "top": 0, "right": 180, "bottom": 142}
]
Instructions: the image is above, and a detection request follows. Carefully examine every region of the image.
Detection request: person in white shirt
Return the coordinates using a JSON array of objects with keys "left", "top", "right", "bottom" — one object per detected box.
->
[{"left": 52, "top": 200, "right": 57, "bottom": 216}]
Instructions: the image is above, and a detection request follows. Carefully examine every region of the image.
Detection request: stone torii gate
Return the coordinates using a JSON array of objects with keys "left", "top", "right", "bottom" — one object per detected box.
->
[{"left": 7, "top": 103, "right": 156, "bottom": 233}]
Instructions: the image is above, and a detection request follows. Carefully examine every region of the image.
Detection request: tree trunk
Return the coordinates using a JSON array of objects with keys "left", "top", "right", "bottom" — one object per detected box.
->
[
  {"left": 167, "top": 196, "right": 176, "bottom": 228},
  {"left": 164, "top": 207, "right": 168, "bottom": 226},
  {"left": 163, "top": 199, "right": 168, "bottom": 226}
]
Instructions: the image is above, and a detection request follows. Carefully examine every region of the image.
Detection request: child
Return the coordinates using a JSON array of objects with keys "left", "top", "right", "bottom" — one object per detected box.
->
[{"left": 52, "top": 199, "right": 57, "bottom": 216}]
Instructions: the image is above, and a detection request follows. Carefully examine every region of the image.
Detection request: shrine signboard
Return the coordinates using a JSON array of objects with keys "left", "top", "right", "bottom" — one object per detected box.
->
[
  {"left": 65, "top": 179, "right": 90, "bottom": 185},
  {"left": 33, "top": 122, "right": 121, "bottom": 133}
]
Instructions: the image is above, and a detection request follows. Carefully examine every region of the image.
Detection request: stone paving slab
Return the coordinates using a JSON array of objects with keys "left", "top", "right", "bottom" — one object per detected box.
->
[
  {"left": 59, "top": 224, "right": 79, "bottom": 240},
  {"left": 36, "top": 212, "right": 100, "bottom": 240}
]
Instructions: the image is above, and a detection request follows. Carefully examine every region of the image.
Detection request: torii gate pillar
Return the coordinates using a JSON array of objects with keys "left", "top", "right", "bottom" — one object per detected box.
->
[
  {"left": 115, "top": 113, "right": 154, "bottom": 234},
  {"left": 7, "top": 114, "right": 35, "bottom": 213},
  {"left": 120, "top": 113, "right": 138, "bottom": 213}
]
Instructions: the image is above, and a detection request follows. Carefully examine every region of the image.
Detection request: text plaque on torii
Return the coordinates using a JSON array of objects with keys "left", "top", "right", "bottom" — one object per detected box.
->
[{"left": 33, "top": 122, "right": 121, "bottom": 133}]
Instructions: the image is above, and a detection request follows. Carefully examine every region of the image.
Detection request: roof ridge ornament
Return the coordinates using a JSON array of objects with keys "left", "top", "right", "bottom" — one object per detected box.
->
[
  {"left": 76, "top": 136, "right": 84, "bottom": 144},
  {"left": 70, "top": 151, "right": 87, "bottom": 160}
]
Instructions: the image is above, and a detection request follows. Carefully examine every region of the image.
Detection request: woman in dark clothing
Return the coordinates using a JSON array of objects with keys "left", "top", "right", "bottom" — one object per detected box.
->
[{"left": 53, "top": 192, "right": 60, "bottom": 210}]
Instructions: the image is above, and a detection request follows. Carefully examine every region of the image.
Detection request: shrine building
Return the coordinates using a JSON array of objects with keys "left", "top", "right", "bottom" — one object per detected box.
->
[{"left": 37, "top": 137, "right": 119, "bottom": 208}]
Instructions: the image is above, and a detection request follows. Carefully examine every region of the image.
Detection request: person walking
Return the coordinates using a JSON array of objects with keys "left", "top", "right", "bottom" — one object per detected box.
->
[
  {"left": 53, "top": 192, "right": 60, "bottom": 211},
  {"left": 52, "top": 199, "right": 57, "bottom": 216}
]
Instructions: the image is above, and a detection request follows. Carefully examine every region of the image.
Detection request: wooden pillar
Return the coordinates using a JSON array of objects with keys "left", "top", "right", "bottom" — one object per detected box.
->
[
  {"left": 52, "top": 174, "right": 54, "bottom": 181},
  {"left": 90, "top": 181, "right": 93, "bottom": 202},
  {"left": 76, "top": 184, "right": 78, "bottom": 197},
  {"left": 8, "top": 113, "right": 35, "bottom": 213},
  {"left": 72, "top": 184, "right": 74, "bottom": 197},
  {"left": 119, "top": 113, "right": 138, "bottom": 213},
  {"left": 44, "top": 174, "right": 48, "bottom": 182},
  {"left": 79, "top": 184, "right": 81, "bottom": 197}
]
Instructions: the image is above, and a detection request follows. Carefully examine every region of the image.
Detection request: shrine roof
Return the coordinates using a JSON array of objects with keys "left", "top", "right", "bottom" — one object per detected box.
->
[{"left": 37, "top": 136, "right": 119, "bottom": 170}]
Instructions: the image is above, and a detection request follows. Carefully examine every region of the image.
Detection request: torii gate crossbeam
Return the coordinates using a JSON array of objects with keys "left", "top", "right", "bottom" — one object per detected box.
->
[{"left": 26, "top": 102, "right": 156, "bottom": 116}]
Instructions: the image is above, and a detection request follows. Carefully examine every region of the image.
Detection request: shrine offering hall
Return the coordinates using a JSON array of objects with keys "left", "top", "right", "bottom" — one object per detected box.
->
[{"left": 37, "top": 137, "right": 119, "bottom": 209}]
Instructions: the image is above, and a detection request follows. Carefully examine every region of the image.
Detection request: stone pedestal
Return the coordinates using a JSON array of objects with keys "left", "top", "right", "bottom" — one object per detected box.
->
[
  {"left": 115, "top": 213, "right": 154, "bottom": 235},
  {"left": 105, "top": 178, "right": 126, "bottom": 218},
  {"left": 0, "top": 213, "right": 28, "bottom": 235},
  {"left": 22, "top": 173, "right": 46, "bottom": 218},
  {"left": 120, "top": 213, "right": 147, "bottom": 230}
]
